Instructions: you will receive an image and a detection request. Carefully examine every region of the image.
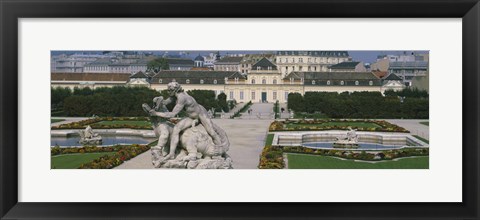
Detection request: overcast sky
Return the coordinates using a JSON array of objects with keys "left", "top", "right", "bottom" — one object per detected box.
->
[{"left": 52, "top": 50, "right": 429, "bottom": 64}]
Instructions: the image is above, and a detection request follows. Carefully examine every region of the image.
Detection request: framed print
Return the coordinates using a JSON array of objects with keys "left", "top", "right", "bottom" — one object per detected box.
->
[{"left": 1, "top": 0, "right": 479, "bottom": 219}]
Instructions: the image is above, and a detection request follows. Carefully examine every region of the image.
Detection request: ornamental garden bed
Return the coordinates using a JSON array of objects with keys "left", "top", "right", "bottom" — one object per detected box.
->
[
  {"left": 51, "top": 144, "right": 151, "bottom": 169},
  {"left": 258, "top": 145, "right": 429, "bottom": 169},
  {"left": 51, "top": 117, "right": 154, "bottom": 130},
  {"left": 269, "top": 119, "right": 409, "bottom": 133}
]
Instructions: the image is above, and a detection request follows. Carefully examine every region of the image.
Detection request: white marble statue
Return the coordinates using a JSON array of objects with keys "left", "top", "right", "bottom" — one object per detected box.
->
[
  {"left": 78, "top": 125, "right": 102, "bottom": 145},
  {"left": 143, "top": 82, "right": 232, "bottom": 169},
  {"left": 333, "top": 127, "right": 359, "bottom": 148}
]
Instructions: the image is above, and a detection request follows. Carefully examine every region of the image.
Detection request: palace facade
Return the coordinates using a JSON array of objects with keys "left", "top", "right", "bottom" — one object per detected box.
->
[{"left": 52, "top": 57, "right": 404, "bottom": 103}]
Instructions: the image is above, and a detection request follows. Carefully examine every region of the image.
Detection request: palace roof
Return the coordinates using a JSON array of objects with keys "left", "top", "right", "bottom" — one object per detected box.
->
[
  {"left": 276, "top": 51, "right": 349, "bottom": 57},
  {"left": 51, "top": 72, "right": 130, "bottom": 81},
  {"left": 329, "top": 61, "right": 360, "bottom": 69},
  {"left": 251, "top": 57, "right": 277, "bottom": 70}
]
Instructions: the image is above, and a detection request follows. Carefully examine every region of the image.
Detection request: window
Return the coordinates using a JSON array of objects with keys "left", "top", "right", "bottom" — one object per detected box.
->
[
  {"left": 172, "top": 79, "right": 176, "bottom": 82},
  {"left": 299, "top": 58, "right": 303, "bottom": 63},
  {"left": 186, "top": 79, "right": 190, "bottom": 84},
  {"left": 200, "top": 79, "right": 204, "bottom": 84},
  {"left": 252, "top": 91, "right": 255, "bottom": 100},
  {"left": 214, "top": 79, "right": 218, "bottom": 84},
  {"left": 327, "top": 80, "right": 331, "bottom": 85},
  {"left": 312, "top": 80, "right": 316, "bottom": 85},
  {"left": 369, "top": 81, "right": 373, "bottom": 86},
  {"left": 229, "top": 91, "right": 234, "bottom": 99},
  {"left": 273, "top": 79, "right": 277, "bottom": 84},
  {"left": 257, "top": 66, "right": 261, "bottom": 70},
  {"left": 355, "top": 81, "right": 359, "bottom": 85},
  {"left": 340, "top": 81, "right": 344, "bottom": 85},
  {"left": 251, "top": 79, "right": 256, "bottom": 84},
  {"left": 299, "top": 66, "right": 303, "bottom": 71},
  {"left": 273, "top": 91, "right": 277, "bottom": 100},
  {"left": 262, "top": 79, "right": 266, "bottom": 84},
  {"left": 240, "top": 91, "right": 244, "bottom": 100}
]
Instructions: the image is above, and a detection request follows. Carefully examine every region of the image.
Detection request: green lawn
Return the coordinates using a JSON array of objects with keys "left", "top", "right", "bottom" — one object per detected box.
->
[
  {"left": 94, "top": 120, "right": 150, "bottom": 126},
  {"left": 51, "top": 152, "right": 116, "bottom": 169},
  {"left": 286, "top": 121, "right": 382, "bottom": 129},
  {"left": 51, "top": 119, "right": 65, "bottom": 123},
  {"left": 420, "top": 121, "right": 429, "bottom": 126},
  {"left": 265, "top": 134, "right": 274, "bottom": 146},
  {"left": 287, "top": 154, "right": 429, "bottom": 169}
]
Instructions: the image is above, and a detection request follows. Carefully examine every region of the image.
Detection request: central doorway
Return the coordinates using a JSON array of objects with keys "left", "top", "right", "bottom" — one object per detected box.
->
[{"left": 261, "top": 92, "right": 267, "bottom": 103}]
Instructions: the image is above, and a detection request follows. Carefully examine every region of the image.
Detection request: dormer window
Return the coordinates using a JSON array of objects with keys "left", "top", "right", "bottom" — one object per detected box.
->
[
  {"left": 340, "top": 81, "right": 345, "bottom": 85},
  {"left": 172, "top": 79, "right": 176, "bottom": 82},
  {"left": 186, "top": 79, "right": 190, "bottom": 84},
  {"left": 257, "top": 66, "right": 261, "bottom": 70},
  {"left": 327, "top": 80, "right": 331, "bottom": 85},
  {"left": 268, "top": 66, "right": 272, "bottom": 70},
  {"left": 200, "top": 79, "right": 204, "bottom": 84},
  {"left": 369, "top": 81, "right": 373, "bottom": 86},
  {"left": 214, "top": 79, "right": 218, "bottom": 84},
  {"left": 159, "top": 79, "right": 163, "bottom": 83},
  {"left": 355, "top": 81, "right": 359, "bottom": 85},
  {"left": 312, "top": 80, "right": 316, "bottom": 85}
]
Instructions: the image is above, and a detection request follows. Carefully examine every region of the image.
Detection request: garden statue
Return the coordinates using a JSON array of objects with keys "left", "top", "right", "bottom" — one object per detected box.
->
[
  {"left": 143, "top": 82, "right": 232, "bottom": 169},
  {"left": 78, "top": 125, "right": 102, "bottom": 145},
  {"left": 333, "top": 127, "right": 359, "bottom": 148}
]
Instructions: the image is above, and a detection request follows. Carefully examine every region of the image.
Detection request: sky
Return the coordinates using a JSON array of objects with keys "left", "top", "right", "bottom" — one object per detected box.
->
[{"left": 52, "top": 50, "right": 429, "bottom": 64}]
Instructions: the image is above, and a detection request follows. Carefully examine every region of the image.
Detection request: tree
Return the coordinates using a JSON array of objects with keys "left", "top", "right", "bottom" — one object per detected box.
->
[
  {"left": 147, "top": 58, "right": 169, "bottom": 72},
  {"left": 217, "top": 93, "right": 229, "bottom": 112},
  {"left": 287, "top": 93, "right": 305, "bottom": 112}
]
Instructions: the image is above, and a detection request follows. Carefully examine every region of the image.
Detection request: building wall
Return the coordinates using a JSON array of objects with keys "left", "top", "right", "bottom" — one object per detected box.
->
[{"left": 276, "top": 55, "right": 349, "bottom": 77}]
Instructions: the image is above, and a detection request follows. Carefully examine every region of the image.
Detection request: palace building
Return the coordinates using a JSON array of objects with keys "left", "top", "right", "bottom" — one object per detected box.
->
[{"left": 52, "top": 56, "right": 403, "bottom": 103}]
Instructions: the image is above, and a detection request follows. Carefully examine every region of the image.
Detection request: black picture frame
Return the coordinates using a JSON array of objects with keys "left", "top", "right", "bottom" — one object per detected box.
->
[{"left": 1, "top": 0, "right": 479, "bottom": 219}]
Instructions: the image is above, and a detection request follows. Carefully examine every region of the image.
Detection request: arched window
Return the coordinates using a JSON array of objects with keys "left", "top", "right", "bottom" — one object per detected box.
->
[
  {"left": 251, "top": 79, "right": 256, "bottom": 84},
  {"left": 312, "top": 80, "right": 316, "bottom": 85},
  {"left": 186, "top": 79, "right": 190, "bottom": 84},
  {"left": 355, "top": 81, "right": 359, "bottom": 85},
  {"left": 273, "top": 79, "right": 277, "bottom": 84},
  {"left": 262, "top": 79, "right": 266, "bottom": 84},
  {"left": 159, "top": 79, "right": 163, "bottom": 83},
  {"left": 214, "top": 80, "right": 217, "bottom": 84},
  {"left": 369, "top": 81, "right": 373, "bottom": 86},
  {"left": 340, "top": 81, "right": 345, "bottom": 85},
  {"left": 200, "top": 79, "right": 204, "bottom": 84},
  {"left": 326, "top": 80, "right": 331, "bottom": 85}
]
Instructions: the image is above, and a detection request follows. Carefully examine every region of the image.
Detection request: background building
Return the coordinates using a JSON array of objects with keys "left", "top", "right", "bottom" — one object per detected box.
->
[{"left": 276, "top": 51, "right": 350, "bottom": 77}]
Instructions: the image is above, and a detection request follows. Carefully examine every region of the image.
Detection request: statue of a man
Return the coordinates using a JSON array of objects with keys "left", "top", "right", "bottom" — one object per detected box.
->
[
  {"left": 84, "top": 125, "right": 95, "bottom": 139},
  {"left": 149, "top": 82, "right": 222, "bottom": 161}
]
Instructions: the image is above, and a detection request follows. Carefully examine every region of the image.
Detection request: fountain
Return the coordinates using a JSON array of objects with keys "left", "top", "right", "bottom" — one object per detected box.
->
[{"left": 333, "top": 128, "right": 359, "bottom": 149}]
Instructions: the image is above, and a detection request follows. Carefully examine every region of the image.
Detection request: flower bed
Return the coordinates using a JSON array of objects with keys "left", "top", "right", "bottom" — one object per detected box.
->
[
  {"left": 51, "top": 144, "right": 151, "bottom": 169},
  {"left": 268, "top": 119, "right": 409, "bottom": 133},
  {"left": 258, "top": 145, "right": 429, "bottom": 169},
  {"left": 51, "top": 117, "right": 152, "bottom": 130},
  {"left": 79, "top": 144, "right": 150, "bottom": 169}
]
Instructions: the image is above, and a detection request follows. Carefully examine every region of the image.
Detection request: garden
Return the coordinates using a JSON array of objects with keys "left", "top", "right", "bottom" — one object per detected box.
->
[
  {"left": 258, "top": 145, "right": 429, "bottom": 169},
  {"left": 51, "top": 144, "right": 151, "bottom": 169},
  {"left": 269, "top": 119, "right": 409, "bottom": 132},
  {"left": 51, "top": 117, "right": 153, "bottom": 130}
]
